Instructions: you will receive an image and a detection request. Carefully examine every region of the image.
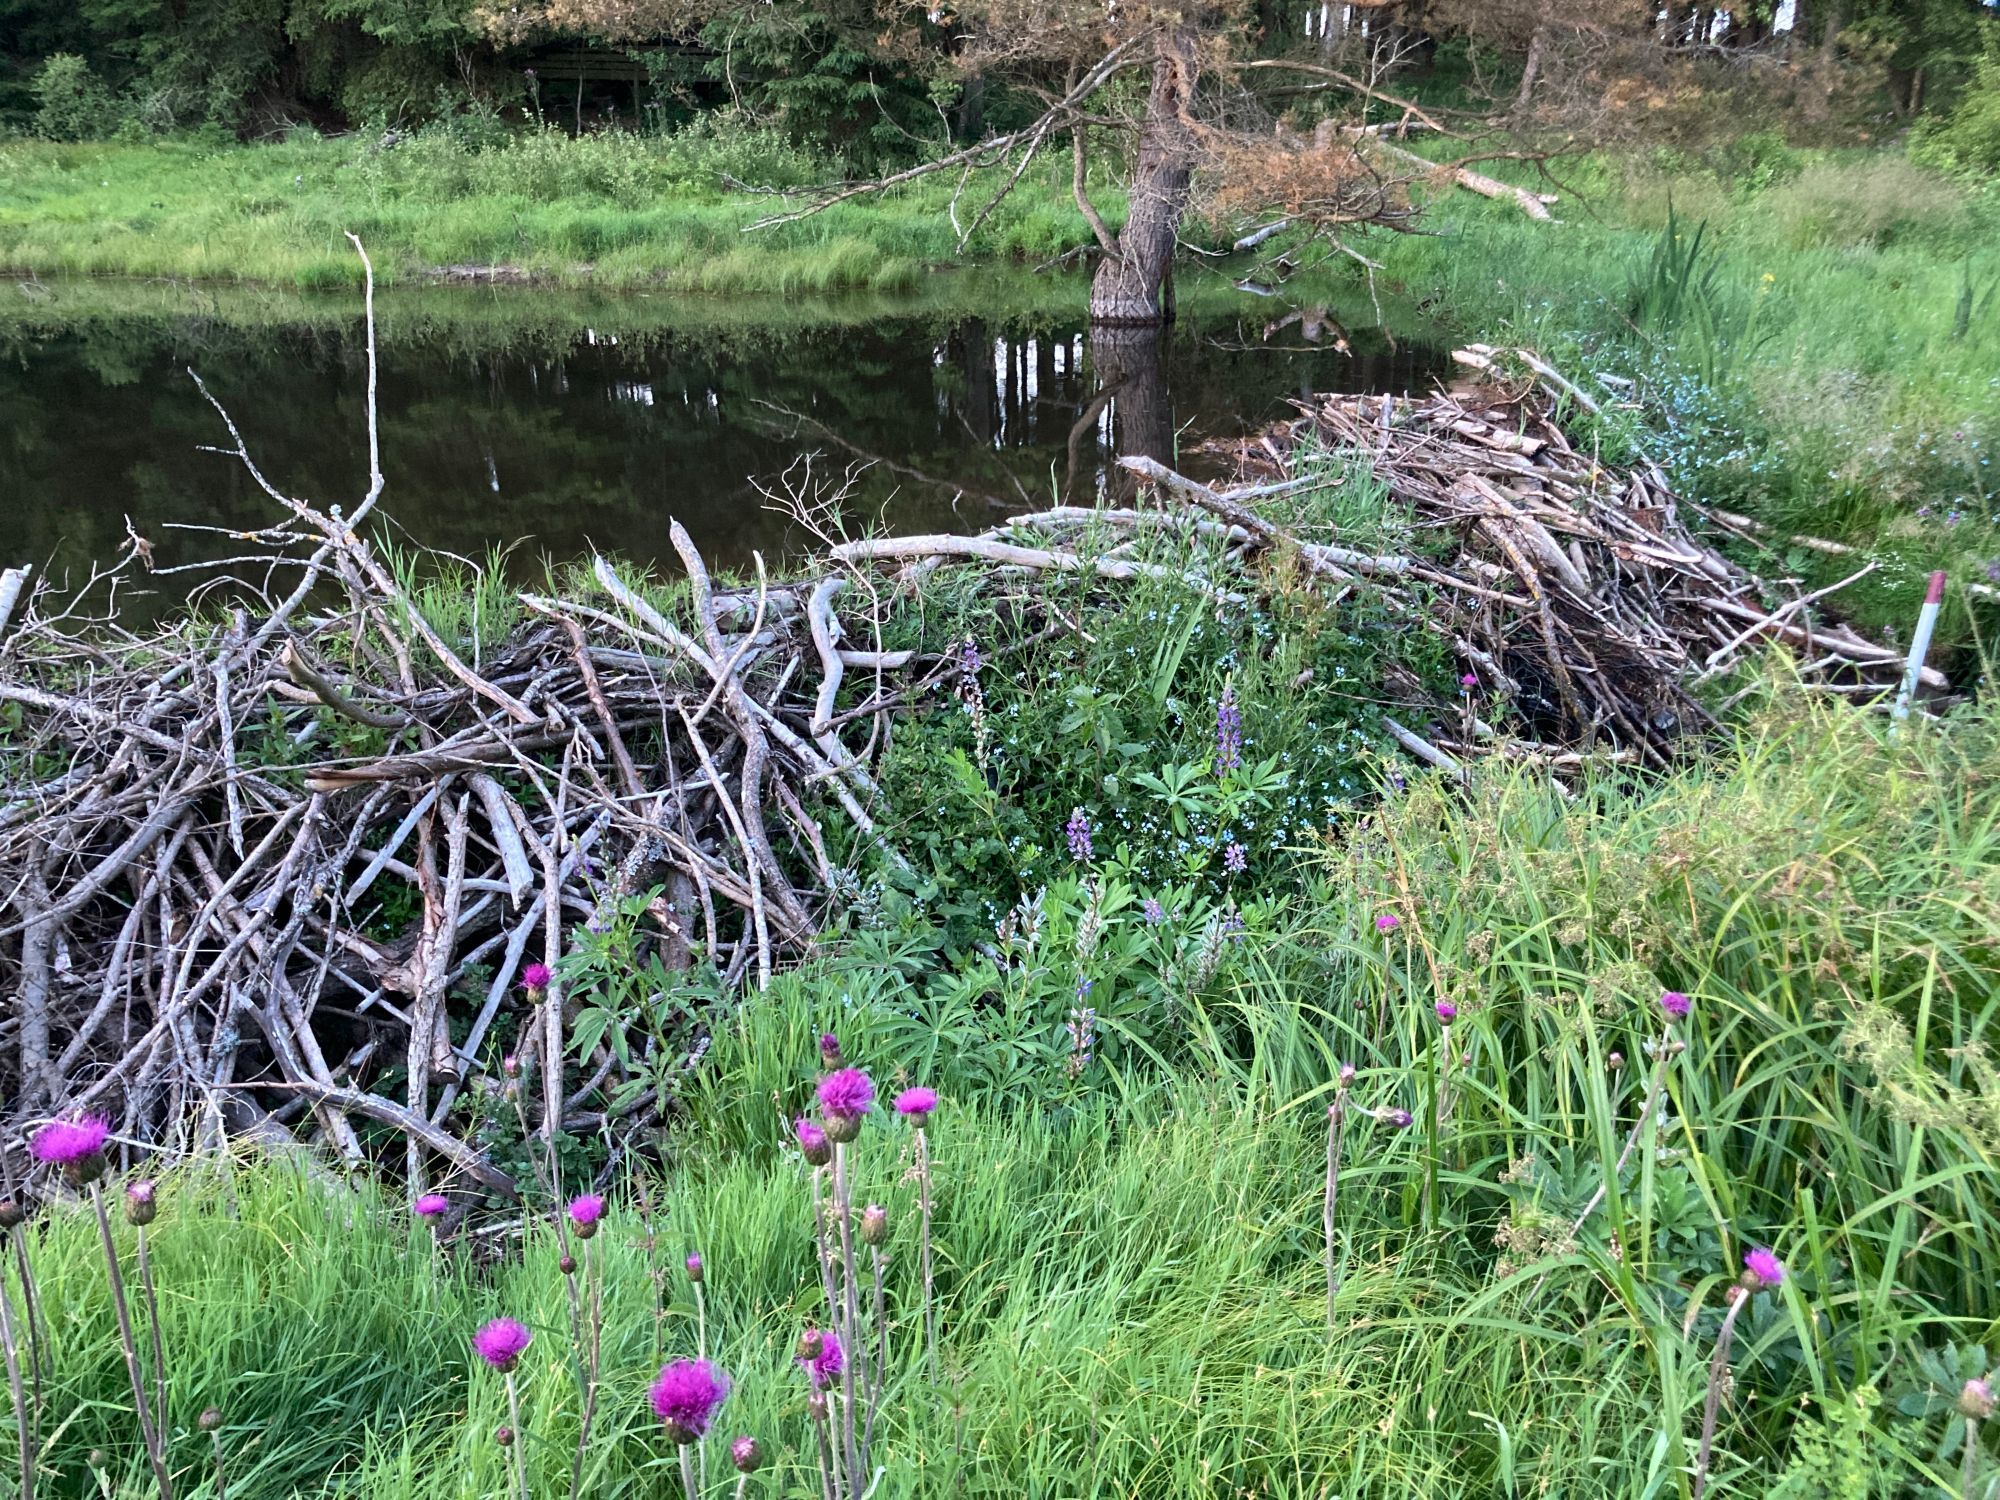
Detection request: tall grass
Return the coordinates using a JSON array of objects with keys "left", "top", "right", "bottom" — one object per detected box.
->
[{"left": 10, "top": 676, "right": 1992, "bottom": 1496}]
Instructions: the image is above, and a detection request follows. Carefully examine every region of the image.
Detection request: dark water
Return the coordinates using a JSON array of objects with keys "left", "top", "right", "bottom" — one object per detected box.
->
[{"left": 0, "top": 285, "right": 1446, "bottom": 610}]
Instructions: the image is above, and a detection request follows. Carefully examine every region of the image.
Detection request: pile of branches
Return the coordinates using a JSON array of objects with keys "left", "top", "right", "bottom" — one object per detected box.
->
[{"left": 1133, "top": 343, "right": 1940, "bottom": 772}]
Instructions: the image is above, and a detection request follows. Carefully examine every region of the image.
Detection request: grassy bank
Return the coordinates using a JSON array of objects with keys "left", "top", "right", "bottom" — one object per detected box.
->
[{"left": 10, "top": 675, "right": 1999, "bottom": 1497}]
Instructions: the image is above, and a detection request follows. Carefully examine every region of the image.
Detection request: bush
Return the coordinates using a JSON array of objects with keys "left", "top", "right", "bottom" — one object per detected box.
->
[
  {"left": 32, "top": 54, "right": 123, "bottom": 142},
  {"left": 1912, "top": 44, "right": 2000, "bottom": 177}
]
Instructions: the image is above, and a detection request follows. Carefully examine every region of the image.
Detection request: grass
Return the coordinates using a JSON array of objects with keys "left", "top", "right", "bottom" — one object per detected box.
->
[{"left": 9, "top": 668, "right": 1999, "bottom": 1497}]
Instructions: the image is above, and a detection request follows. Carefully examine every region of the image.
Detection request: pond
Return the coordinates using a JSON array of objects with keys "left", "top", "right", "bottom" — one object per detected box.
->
[{"left": 0, "top": 278, "right": 1447, "bottom": 616}]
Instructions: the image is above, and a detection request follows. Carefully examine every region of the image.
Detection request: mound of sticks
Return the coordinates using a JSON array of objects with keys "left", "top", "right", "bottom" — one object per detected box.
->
[
  {"left": 1138, "top": 343, "right": 1940, "bottom": 773},
  {"left": 0, "top": 308, "right": 1934, "bottom": 1189}
]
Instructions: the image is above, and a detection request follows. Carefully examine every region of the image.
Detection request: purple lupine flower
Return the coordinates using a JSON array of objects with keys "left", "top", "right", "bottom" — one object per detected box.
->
[
  {"left": 1435, "top": 1000, "right": 1457, "bottom": 1022},
  {"left": 413, "top": 1194, "right": 449, "bottom": 1220},
  {"left": 794, "top": 1115, "right": 832, "bottom": 1166},
  {"left": 1065, "top": 806, "right": 1093, "bottom": 863},
  {"left": 1375, "top": 913, "right": 1400, "bottom": 933},
  {"left": 1221, "top": 909, "right": 1246, "bottom": 944},
  {"left": 685, "top": 1252, "right": 704, "bottom": 1283},
  {"left": 894, "top": 1087, "right": 938, "bottom": 1120},
  {"left": 1660, "top": 990, "right": 1691, "bottom": 1021},
  {"left": 1215, "top": 684, "right": 1243, "bottom": 773},
  {"left": 1142, "top": 897, "right": 1166, "bottom": 925},
  {"left": 797, "top": 1328, "right": 843, "bottom": 1388},
  {"left": 473, "top": 1318, "right": 532, "bottom": 1372},
  {"left": 30, "top": 1116, "right": 110, "bottom": 1166},
  {"left": 818, "top": 1032, "right": 843, "bottom": 1068},
  {"left": 1224, "top": 841, "right": 1247, "bottom": 874},
  {"left": 1742, "top": 1247, "right": 1785, "bottom": 1290},
  {"left": 959, "top": 639, "right": 983, "bottom": 674},
  {"left": 520, "top": 962, "right": 551, "bottom": 994},
  {"left": 731, "top": 1435, "right": 765, "bottom": 1473},
  {"left": 568, "top": 1194, "right": 605, "bottom": 1238},
  {"left": 650, "top": 1358, "right": 730, "bottom": 1443}
]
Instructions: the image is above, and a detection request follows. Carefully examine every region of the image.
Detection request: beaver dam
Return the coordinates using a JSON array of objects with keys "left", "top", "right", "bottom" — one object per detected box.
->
[{"left": 0, "top": 340, "right": 1938, "bottom": 1187}]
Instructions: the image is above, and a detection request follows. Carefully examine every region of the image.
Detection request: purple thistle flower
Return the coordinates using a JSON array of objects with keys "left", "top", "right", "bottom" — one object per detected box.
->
[
  {"left": 1065, "top": 806, "right": 1093, "bottom": 863},
  {"left": 30, "top": 1116, "right": 110, "bottom": 1166},
  {"left": 1742, "top": 1247, "right": 1785, "bottom": 1290},
  {"left": 818, "top": 1067, "right": 875, "bottom": 1142},
  {"left": 1435, "top": 1000, "right": 1457, "bottom": 1022},
  {"left": 731, "top": 1435, "right": 764, "bottom": 1473},
  {"left": 473, "top": 1318, "right": 532, "bottom": 1372},
  {"left": 817, "top": 1068, "right": 874, "bottom": 1120},
  {"left": 1142, "top": 897, "right": 1166, "bottom": 926},
  {"left": 1386, "top": 1108, "right": 1414, "bottom": 1129},
  {"left": 568, "top": 1193, "right": 605, "bottom": 1239},
  {"left": 818, "top": 1032, "right": 843, "bottom": 1068},
  {"left": 1960, "top": 1378, "right": 1995, "bottom": 1420},
  {"left": 520, "top": 962, "right": 551, "bottom": 994},
  {"left": 1215, "top": 684, "right": 1243, "bottom": 774},
  {"left": 797, "top": 1327, "right": 843, "bottom": 1388},
  {"left": 894, "top": 1087, "right": 938, "bottom": 1120},
  {"left": 794, "top": 1115, "right": 832, "bottom": 1165},
  {"left": 413, "top": 1194, "right": 449, "bottom": 1220},
  {"left": 685, "top": 1251, "right": 703, "bottom": 1283},
  {"left": 1660, "top": 990, "right": 1691, "bottom": 1021},
  {"left": 650, "top": 1358, "right": 730, "bottom": 1444},
  {"left": 1224, "top": 841, "right": 1247, "bottom": 875},
  {"left": 1375, "top": 913, "right": 1400, "bottom": 933}
]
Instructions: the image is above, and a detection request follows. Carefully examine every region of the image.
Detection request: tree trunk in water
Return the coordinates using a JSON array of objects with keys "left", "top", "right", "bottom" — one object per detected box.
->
[
  {"left": 1088, "top": 27, "right": 1197, "bottom": 327},
  {"left": 1093, "top": 329, "right": 1172, "bottom": 504}
]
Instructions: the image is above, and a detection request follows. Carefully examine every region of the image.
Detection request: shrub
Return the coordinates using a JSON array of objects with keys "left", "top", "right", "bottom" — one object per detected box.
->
[
  {"left": 1912, "top": 44, "right": 2000, "bottom": 177},
  {"left": 32, "top": 54, "right": 123, "bottom": 142}
]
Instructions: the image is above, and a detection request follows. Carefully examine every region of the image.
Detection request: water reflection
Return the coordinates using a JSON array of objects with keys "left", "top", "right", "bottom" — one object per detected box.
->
[{"left": 0, "top": 299, "right": 1445, "bottom": 611}]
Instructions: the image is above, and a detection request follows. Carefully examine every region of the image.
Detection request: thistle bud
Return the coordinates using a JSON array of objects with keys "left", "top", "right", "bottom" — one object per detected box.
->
[
  {"left": 807, "top": 1390, "right": 829, "bottom": 1423},
  {"left": 125, "top": 1179, "right": 157, "bottom": 1227},
  {"left": 860, "top": 1204, "right": 888, "bottom": 1246},
  {"left": 0, "top": 1198, "right": 25, "bottom": 1231},
  {"left": 199, "top": 1407, "right": 223, "bottom": 1433},
  {"left": 502, "top": 1053, "right": 521, "bottom": 1079},
  {"left": 495, "top": 1426, "right": 515, "bottom": 1448},
  {"left": 797, "top": 1329, "right": 824, "bottom": 1362},
  {"left": 685, "top": 1251, "right": 703, "bottom": 1284},
  {"left": 818, "top": 1032, "right": 843, "bottom": 1068},
  {"left": 88, "top": 1450, "right": 107, "bottom": 1470},
  {"left": 559, "top": 1253, "right": 576, "bottom": 1276},
  {"left": 1337, "top": 1063, "right": 1355, "bottom": 1088},
  {"left": 1959, "top": 1377, "right": 1995, "bottom": 1421},
  {"left": 731, "top": 1435, "right": 764, "bottom": 1474},
  {"left": 1386, "top": 1108, "right": 1414, "bottom": 1129},
  {"left": 1607, "top": 1051, "right": 1625, "bottom": 1070}
]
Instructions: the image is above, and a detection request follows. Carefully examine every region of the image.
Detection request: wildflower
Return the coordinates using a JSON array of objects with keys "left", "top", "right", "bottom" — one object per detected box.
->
[
  {"left": 650, "top": 1358, "right": 730, "bottom": 1444},
  {"left": 1960, "top": 1378, "right": 1995, "bottom": 1420},
  {"left": 1215, "top": 684, "right": 1243, "bottom": 773},
  {"left": 1459, "top": 672, "right": 1478, "bottom": 690},
  {"left": 520, "top": 962, "right": 551, "bottom": 996},
  {"left": 501, "top": 1053, "right": 521, "bottom": 1079},
  {"left": 1142, "top": 897, "right": 1166, "bottom": 925},
  {"left": 861, "top": 1204, "right": 888, "bottom": 1246},
  {"left": 817, "top": 1067, "right": 875, "bottom": 1143},
  {"left": 413, "top": 1193, "right": 449, "bottom": 1221},
  {"left": 568, "top": 1193, "right": 605, "bottom": 1239},
  {"left": 1224, "top": 841, "right": 1247, "bottom": 875},
  {"left": 1608, "top": 1051, "right": 1625, "bottom": 1070},
  {"left": 958, "top": 638, "right": 983, "bottom": 674},
  {"left": 1065, "top": 806, "right": 1093, "bottom": 863},
  {"left": 1434, "top": 1000, "right": 1457, "bottom": 1023},
  {"left": 1375, "top": 913, "right": 1400, "bottom": 933},
  {"left": 818, "top": 1032, "right": 843, "bottom": 1068},
  {"left": 560, "top": 1253, "right": 576, "bottom": 1276},
  {"left": 495, "top": 1425, "right": 514, "bottom": 1448},
  {"left": 685, "top": 1252, "right": 703, "bottom": 1283},
  {"left": 794, "top": 1115, "right": 832, "bottom": 1167},
  {"left": 124, "top": 1180, "right": 157, "bottom": 1227},
  {"left": 1741, "top": 1247, "right": 1785, "bottom": 1291},
  {"left": 1660, "top": 990, "right": 1691, "bottom": 1021},
  {"left": 1386, "top": 1108, "right": 1414, "bottom": 1129},
  {"left": 30, "top": 1115, "right": 110, "bottom": 1183},
  {"left": 797, "top": 1328, "right": 843, "bottom": 1388},
  {"left": 731, "top": 1435, "right": 764, "bottom": 1473},
  {"left": 198, "top": 1407, "right": 222, "bottom": 1433},
  {"left": 894, "top": 1086, "right": 938, "bottom": 1120},
  {"left": 473, "top": 1318, "right": 532, "bottom": 1373},
  {"left": 1337, "top": 1062, "right": 1356, "bottom": 1087}
]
